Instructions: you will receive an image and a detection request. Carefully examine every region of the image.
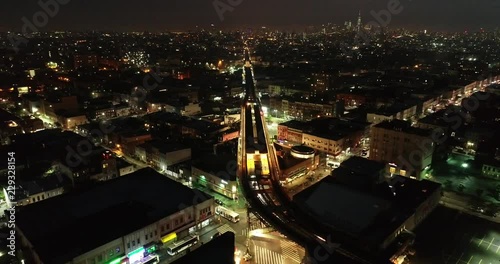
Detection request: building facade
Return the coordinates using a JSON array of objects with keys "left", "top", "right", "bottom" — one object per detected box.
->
[{"left": 370, "top": 120, "right": 434, "bottom": 180}]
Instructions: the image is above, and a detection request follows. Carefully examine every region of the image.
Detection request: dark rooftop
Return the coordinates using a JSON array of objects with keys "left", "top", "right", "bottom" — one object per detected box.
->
[
  {"left": 370, "top": 103, "right": 417, "bottom": 116},
  {"left": 291, "top": 145, "right": 315, "bottom": 154},
  {"left": 374, "top": 119, "right": 432, "bottom": 137},
  {"left": 277, "top": 151, "right": 312, "bottom": 170},
  {"left": 280, "top": 118, "right": 369, "bottom": 141},
  {"left": 182, "top": 118, "right": 225, "bottom": 134},
  {"left": 150, "top": 140, "right": 189, "bottom": 154},
  {"left": 340, "top": 156, "right": 386, "bottom": 176},
  {"left": 293, "top": 174, "right": 441, "bottom": 251},
  {"left": 16, "top": 168, "right": 212, "bottom": 264},
  {"left": 14, "top": 174, "right": 71, "bottom": 201},
  {"left": 172, "top": 232, "right": 235, "bottom": 264},
  {"left": 192, "top": 154, "right": 237, "bottom": 182},
  {"left": 279, "top": 120, "right": 306, "bottom": 131},
  {"left": 417, "top": 109, "right": 451, "bottom": 128}
]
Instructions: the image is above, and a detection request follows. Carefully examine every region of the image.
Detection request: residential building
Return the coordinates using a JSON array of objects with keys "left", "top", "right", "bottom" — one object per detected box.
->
[
  {"left": 367, "top": 103, "right": 418, "bottom": 125},
  {"left": 370, "top": 120, "right": 434, "bottom": 180},
  {"left": 3, "top": 175, "right": 69, "bottom": 208},
  {"left": 192, "top": 154, "right": 238, "bottom": 199},
  {"left": 74, "top": 54, "right": 99, "bottom": 69},
  {"left": 56, "top": 112, "right": 88, "bottom": 130},
  {"left": 282, "top": 99, "right": 334, "bottom": 120},
  {"left": 311, "top": 72, "right": 332, "bottom": 94},
  {"left": 150, "top": 141, "right": 191, "bottom": 172},
  {"left": 278, "top": 118, "right": 369, "bottom": 156},
  {"left": 482, "top": 158, "right": 500, "bottom": 180}
]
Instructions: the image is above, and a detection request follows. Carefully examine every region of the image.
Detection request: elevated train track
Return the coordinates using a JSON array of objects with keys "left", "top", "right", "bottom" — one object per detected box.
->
[{"left": 237, "top": 48, "right": 378, "bottom": 264}]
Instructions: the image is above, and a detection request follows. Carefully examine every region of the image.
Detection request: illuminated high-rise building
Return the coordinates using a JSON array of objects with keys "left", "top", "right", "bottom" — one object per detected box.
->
[{"left": 356, "top": 10, "right": 362, "bottom": 33}]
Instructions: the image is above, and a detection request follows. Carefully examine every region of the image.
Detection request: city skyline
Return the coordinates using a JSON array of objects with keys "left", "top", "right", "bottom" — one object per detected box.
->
[
  {"left": 0, "top": 1, "right": 499, "bottom": 264},
  {"left": 0, "top": 0, "right": 499, "bottom": 32}
]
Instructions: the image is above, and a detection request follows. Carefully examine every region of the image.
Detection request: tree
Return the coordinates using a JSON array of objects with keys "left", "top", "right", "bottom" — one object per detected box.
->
[{"left": 476, "top": 189, "right": 484, "bottom": 197}]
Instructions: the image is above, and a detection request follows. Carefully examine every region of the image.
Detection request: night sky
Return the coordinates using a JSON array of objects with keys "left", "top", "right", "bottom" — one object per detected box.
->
[{"left": 0, "top": 0, "right": 498, "bottom": 32}]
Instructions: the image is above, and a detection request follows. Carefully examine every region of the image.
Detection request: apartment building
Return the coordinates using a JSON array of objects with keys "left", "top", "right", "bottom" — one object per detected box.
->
[{"left": 370, "top": 120, "right": 434, "bottom": 180}]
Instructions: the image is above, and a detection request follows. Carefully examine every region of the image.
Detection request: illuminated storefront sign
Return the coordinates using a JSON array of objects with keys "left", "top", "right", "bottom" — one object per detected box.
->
[
  {"left": 161, "top": 232, "right": 177, "bottom": 244},
  {"left": 127, "top": 247, "right": 145, "bottom": 263}
]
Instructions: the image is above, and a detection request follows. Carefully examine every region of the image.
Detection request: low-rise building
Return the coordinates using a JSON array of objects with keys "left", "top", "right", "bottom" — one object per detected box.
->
[
  {"left": 115, "top": 104, "right": 131, "bottom": 117},
  {"left": 481, "top": 158, "right": 500, "bottom": 180},
  {"left": 367, "top": 103, "right": 418, "bottom": 125},
  {"left": 16, "top": 168, "right": 215, "bottom": 264},
  {"left": 276, "top": 145, "right": 319, "bottom": 181},
  {"left": 136, "top": 140, "right": 191, "bottom": 172},
  {"left": 282, "top": 99, "right": 334, "bottom": 120},
  {"left": 56, "top": 111, "right": 88, "bottom": 130},
  {"left": 192, "top": 154, "right": 238, "bottom": 199},
  {"left": 117, "top": 158, "right": 135, "bottom": 176},
  {"left": 118, "top": 130, "right": 152, "bottom": 155},
  {"left": 278, "top": 118, "right": 369, "bottom": 156},
  {"left": 277, "top": 120, "right": 305, "bottom": 144},
  {"left": 3, "top": 174, "right": 69, "bottom": 208},
  {"left": 416, "top": 109, "right": 451, "bottom": 134},
  {"left": 43, "top": 96, "right": 79, "bottom": 121},
  {"left": 370, "top": 120, "right": 434, "bottom": 180},
  {"left": 150, "top": 141, "right": 191, "bottom": 172},
  {"left": 294, "top": 168, "right": 441, "bottom": 258}
]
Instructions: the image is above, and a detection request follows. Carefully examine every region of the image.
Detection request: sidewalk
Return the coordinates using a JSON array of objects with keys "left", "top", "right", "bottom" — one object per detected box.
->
[{"left": 193, "top": 182, "right": 247, "bottom": 211}]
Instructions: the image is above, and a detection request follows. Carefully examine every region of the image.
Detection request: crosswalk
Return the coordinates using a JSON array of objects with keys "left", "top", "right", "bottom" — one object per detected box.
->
[
  {"left": 241, "top": 228, "right": 249, "bottom": 237},
  {"left": 250, "top": 219, "right": 268, "bottom": 230},
  {"left": 254, "top": 245, "right": 284, "bottom": 264},
  {"left": 217, "top": 224, "right": 235, "bottom": 235},
  {"left": 280, "top": 239, "right": 303, "bottom": 263}
]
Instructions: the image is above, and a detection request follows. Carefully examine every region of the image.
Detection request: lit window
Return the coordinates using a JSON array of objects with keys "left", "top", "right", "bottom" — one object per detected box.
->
[{"left": 400, "top": 170, "right": 407, "bottom": 176}]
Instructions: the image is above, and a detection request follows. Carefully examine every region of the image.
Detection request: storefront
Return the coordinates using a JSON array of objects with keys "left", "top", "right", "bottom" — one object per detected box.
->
[
  {"left": 127, "top": 247, "right": 145, "bottom": 263},
  {"left": 161, "top": 232, "right": 177, "bottom": 245}
]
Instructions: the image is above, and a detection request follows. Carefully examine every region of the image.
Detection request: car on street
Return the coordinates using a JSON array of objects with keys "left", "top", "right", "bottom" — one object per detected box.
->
[{"left": 215, "top": 199, "right": 224, "bottom": 206}]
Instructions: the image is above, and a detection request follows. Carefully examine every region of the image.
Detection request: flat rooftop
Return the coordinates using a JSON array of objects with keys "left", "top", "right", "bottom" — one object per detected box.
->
[
  {"left": 16, "top": 168, "right": 212, "bottom": 264},
  {"left": 279, "top": 118, "right": 369, "bottom": 141},
  {"left": 374, "top": 119, "right": 432, "bottom": 137},
  {"left": 294, "top": 175, "right": 441, "bottom": 250},
  {"left": 149, "top": 140, "right": 189, "bottom": 153},
  {"left": 417, "top": 109, "right": 451, "bottom": 127},
  {"left": 370, "top": 103, "right": 417, "bottom": 116},
  {"left": 192, "top": 154, "right": 237, "bottom": 181},
  {"left": 172, "top": 232, "right": 235, "bottom": 264},
  {"left": 297, "top": 180, "right": 391, "bottom": 237},
  {"left": 340, "top": 156, "right": 385, "bottom": 176}
]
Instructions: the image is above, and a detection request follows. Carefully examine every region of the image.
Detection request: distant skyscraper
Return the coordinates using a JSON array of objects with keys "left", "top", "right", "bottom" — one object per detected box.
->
[
  {"left": 344, "top": 21, "right": 352, "bottom": 30},
  {"left": 356, "top": 10, "right": 362, "bottom": 33}
]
